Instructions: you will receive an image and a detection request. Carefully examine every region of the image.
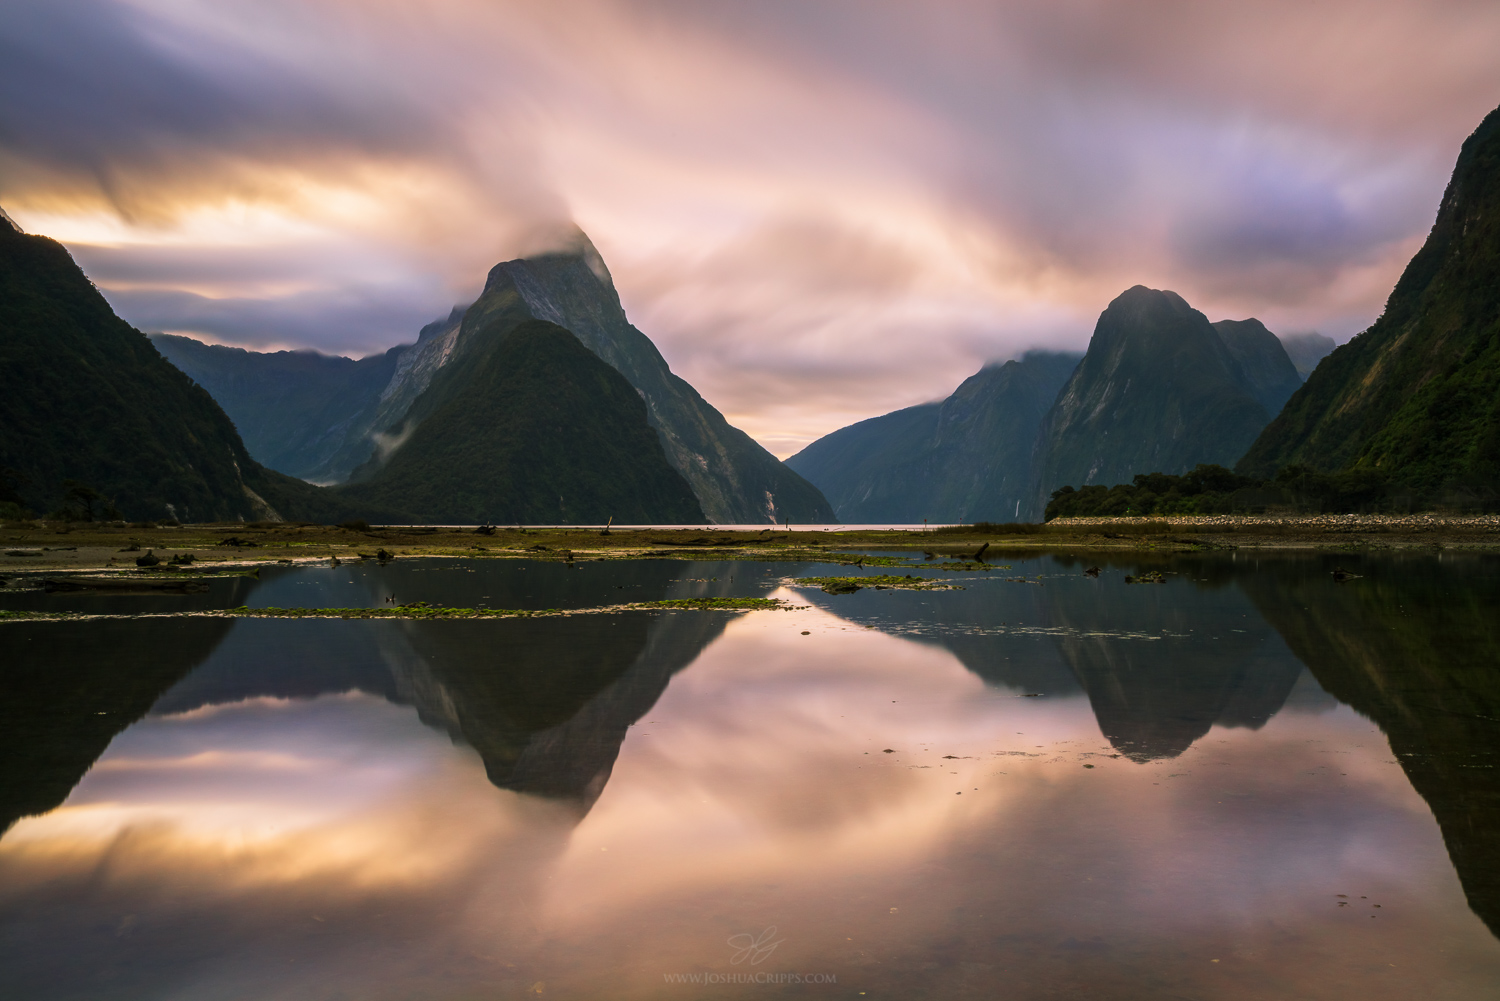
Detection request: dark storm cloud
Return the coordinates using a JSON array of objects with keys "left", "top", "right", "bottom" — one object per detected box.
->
[{"left": 0, "top": 0, "right": 439, "bottom": 215}]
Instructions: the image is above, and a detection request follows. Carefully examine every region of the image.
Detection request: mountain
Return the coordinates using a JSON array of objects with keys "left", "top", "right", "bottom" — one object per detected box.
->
[
  {"left": 377, "top": 235, "right": 833, "bottom": 524},
  {"left": 337, "top": 320, "right": 704, "bottom": 524},
  {"left": 1028, "top": 286, "right": 1286, "bottom": 518},
  {"left": 1238, "top": 103, "right": 1500, "bottom": 496},
  {"left": 785, "top": 351, "right": 1080, "bottom": 522},
  {"left": 149, "top": 334, "right": 407, "bottom": 484},
  {"left": 155, "top": 235, "right": 833, "bottom": 524},
  {"left": 1212, "top": 319, "right": 1304, "bottom": 416},
  {"left": 1277, "top": 332, "right": 1336, "bottom": 380},
  {"left": 0, "top": 211, "right": 358, "bottom": 523}
]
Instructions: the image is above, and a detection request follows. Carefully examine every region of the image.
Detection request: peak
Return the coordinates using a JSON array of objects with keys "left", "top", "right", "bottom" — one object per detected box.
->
[
  {"left": 1103, "top": 285, "right": 1196, "bottom": 321},
  {"left": 1213, "top": 317, "right": 1272, "bottom": 334},
  {"left": 489, "top": 224, "right": 613, "bottom": 289},
  {"left": 1110, "top": 285, "right": 1187, "bottom": 307},
  {"left": 0, "top": 205, "right": 22, "bottom": 235}
]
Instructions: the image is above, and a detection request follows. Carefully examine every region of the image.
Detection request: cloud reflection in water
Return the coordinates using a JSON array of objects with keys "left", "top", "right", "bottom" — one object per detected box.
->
[{"left": 0, "top": 586, "right": 1497, "bottom": 999}]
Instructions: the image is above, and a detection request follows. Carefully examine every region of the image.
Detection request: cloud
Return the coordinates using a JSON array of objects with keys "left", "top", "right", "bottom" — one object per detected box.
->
[
  {"left": 3, "top": 0, "right": 1499, "bottom": 452},
  {"left": 102, "top": 285, "right": 452, "bottom": 357}
]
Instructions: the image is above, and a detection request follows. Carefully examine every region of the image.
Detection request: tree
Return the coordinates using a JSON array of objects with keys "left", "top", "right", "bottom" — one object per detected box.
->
[{"left": 62, "top": 480, "right": 103, "bottom": 522}]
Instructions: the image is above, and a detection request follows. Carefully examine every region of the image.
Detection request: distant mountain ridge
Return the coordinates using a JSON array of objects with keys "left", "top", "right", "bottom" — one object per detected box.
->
[
  {"left": 0, "top": 212, "right": 359, "bottom": 523},
  {"left": 1277, "top": 332, "right": 1336, "bottom": 380},
  {"left": 790, "top": 288, "right": 1304, "bottom": 523},
  {"left": 1239, "top": 101, "right": 1500, "bottom": 497},
  {"left": 151, "top": 335, "right": 406, "bottom": 484},
  {"left": 785, "top": 352, "right": 1080, "bottom": 522}
]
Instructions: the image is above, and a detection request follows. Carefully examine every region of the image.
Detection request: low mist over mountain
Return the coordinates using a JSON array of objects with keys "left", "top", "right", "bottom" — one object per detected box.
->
[
  {"left": 0, "top": 213, "right": 354, "bottom": 523},
  {"left": 1028, "top": 286, "right": 1294, "bottom": 518},
  {"left": 1239, "top": 102, "right": 1500, "bottom": 498},
  {"left": 159, "top": 234, "right": 833, "bottom": 524},
  {"left": 786, "top": 352, "right": 1079, "bottom": 523},
  {"left": 1277, "top": 332, "right": 1337, "bottom": 380}
]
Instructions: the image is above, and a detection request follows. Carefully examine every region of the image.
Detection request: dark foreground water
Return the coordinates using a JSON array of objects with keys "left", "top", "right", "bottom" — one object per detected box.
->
[{"left": 2, "top": 552, "right": 1499, "bottom": 1000}]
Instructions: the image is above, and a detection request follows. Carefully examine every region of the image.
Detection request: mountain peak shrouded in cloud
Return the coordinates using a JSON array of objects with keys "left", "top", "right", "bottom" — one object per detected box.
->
[
  {"left": 155, "top": 233, "right": 834, "bottom": 523},
  {"left": 4, "top": 1, "right": 1500, "bottom": 453}
]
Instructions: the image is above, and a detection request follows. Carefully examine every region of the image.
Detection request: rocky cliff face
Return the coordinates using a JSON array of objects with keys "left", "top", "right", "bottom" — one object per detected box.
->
[
  {"left": 1238, "top": 102, "right": 1500, "bottom": 496},
  {"left": 1028, "top": 286, "right": 1277, "bottom": 518},
  {"left": 785, "top": 351, "right": 1079, "bottom": 523}
]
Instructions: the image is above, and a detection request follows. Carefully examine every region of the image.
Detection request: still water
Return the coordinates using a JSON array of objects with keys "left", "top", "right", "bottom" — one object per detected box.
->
[{"left": 2, "top": 553, "right": 1498, "bottom": 999}]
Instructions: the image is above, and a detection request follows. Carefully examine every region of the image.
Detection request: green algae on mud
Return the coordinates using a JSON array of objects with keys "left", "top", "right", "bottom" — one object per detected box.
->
[{"left": 792, "top": 575, "right": 965, "bottom": 594}]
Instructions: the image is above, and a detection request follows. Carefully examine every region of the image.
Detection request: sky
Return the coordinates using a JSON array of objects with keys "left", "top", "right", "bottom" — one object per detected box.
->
[{"left": 4, "top": 1, "right": 1499, "bottom": 456}]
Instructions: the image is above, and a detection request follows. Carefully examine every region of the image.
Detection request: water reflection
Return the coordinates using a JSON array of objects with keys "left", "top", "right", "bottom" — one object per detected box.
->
[
  {"left": 0, "top": 618, "right": 233, "bottom": 834},
  {"left": 790, "top": 557, "right": 1315, "bottom": 760},
  {"left": 1, "top": 553, "right": 1498, "bottom": 999},
  {"left": 1241, "top": 553, "right": 1500, "bottom": 939}
]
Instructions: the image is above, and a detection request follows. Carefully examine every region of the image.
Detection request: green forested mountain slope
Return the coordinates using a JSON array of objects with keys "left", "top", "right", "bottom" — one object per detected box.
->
[
  {"left": 0, "top": 213, "right": 352, "bottom": 522},
  {"left": 785, "top": 352, "right": 1079, "bottom": 522},
  {"left": 338, "top": 320, "right": 704, "bottom": 524},
  {"left": 1028, "top": 286, "right": 1275, "bottom": 518},
  {"left": 1238, "top": 103, "right": 1500, "bottom": 494}
]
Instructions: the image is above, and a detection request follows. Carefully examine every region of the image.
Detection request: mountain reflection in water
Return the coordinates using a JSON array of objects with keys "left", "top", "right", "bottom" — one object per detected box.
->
[{"left": 0, "top": 553, "right": 1497, "bottom": 999}]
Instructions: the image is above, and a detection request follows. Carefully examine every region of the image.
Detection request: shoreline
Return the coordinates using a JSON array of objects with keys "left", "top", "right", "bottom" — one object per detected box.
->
[{"left": 4, "top": 514, "right": 1500, "bottom": 577}]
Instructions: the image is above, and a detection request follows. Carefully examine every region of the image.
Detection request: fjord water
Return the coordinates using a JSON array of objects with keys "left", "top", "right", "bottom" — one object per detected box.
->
[{"left": 2, "top": 554, "right": 1498, "bottom": 999}]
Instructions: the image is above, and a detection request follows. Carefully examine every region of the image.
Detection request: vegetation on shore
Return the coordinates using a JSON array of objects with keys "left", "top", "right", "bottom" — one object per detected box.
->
[{"left": 1041, "top": 463, "right": 1431, "bottom": 519}]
